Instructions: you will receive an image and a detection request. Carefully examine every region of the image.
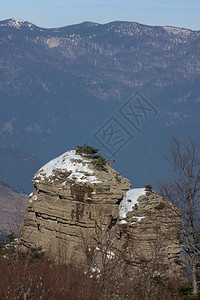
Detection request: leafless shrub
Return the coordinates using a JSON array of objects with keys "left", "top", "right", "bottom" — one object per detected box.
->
[
  {"left": 0, "top": 255, "right": 102, "bottom": 300},
  {"left": 158, "top": 137, "right": 200, "bottom": 294}
]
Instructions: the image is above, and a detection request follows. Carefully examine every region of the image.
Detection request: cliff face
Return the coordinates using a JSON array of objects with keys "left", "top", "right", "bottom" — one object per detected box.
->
[
  {"left": 118, "top": 190, "right": 181, "bottom": 273},
  {"left": 20, "top": 150, "right": 181, "bottom": 273},
  {"left": 19, "top": 150, "right": 131, "bottom": 260}
]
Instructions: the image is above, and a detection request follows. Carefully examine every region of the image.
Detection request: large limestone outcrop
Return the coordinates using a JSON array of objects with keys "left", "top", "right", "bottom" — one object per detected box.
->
[
  {"left": 20, "top": 150, "right": 131, "bottom": 260},
  {"left": 20, "top": 149, "right": 181, "bottom": 273},
  {"left": 118, "top": 189, "right": 181, "bottom": 273}
]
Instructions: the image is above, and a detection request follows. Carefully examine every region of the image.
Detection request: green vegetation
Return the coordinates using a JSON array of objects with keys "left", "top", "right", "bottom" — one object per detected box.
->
[
  {"left": 178, "top": 285, "right": 193, "bottom": 296},
  {"left": 184, "top": 293, "right": 200, "bottom": 300},
  {"left": 75, "top": 145, "right": 99, "bottom": 156},
  {"left": 0, "top": 232, "right": 17, "bottom": 260},
  {"left": 20, "top": 246, "right": 43, "bottom": 260},
  {"left": 196, "top": 261, "right": 200, "bottom": 269},
  {"left": 91, "top": 156, "right": 107, "bottom": 171},
  {"left": 76, "top": 145, "right": 107, "bottom": 171},
  {"left": 177, "top": 285, "right": 200, "bottom": 299},
  {"left": 145, "top": 184, "right": 153, "bottom": 192},
  {"left": 7, "top": 232, "right": 16, "bottom": 243}
]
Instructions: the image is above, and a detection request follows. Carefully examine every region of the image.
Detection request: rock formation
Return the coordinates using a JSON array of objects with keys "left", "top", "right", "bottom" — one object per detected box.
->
[
  {"left": 20, "top": 149, "right": 181, "bottom": 273},
  {"left": 117, "top": 189, "right": 182, "bottom": 274},
  {"left": 20, "top": 150, "right": 131, "bottom": 260}
]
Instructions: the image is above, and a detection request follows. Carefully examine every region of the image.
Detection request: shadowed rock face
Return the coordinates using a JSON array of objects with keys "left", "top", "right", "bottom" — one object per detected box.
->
[
  {"left": 118, "top": 191, "right": 182, "bottom": 274},
  {"left": 20, "top": 150, "right": 181, "bottom": 273}
]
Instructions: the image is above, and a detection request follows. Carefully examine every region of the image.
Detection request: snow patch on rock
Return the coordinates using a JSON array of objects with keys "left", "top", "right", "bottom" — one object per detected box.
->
[
  {"left": 131, "top": 216, "right": 145, "bottom": 224},
  {"left": 32, "top": 195, "right": 38, "bottom": 201},
  {"left": 35, "top": 150, "right": 102, "bottom": 184},
  {"left": 119, "top": 188, "right": 146, "bottom": 218},
  {"left": 119, "top": 219, "right": 127, "bottom": 225}
]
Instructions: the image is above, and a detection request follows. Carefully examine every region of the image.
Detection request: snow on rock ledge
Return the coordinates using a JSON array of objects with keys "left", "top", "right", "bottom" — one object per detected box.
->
[
  {"left": 20, "top": 149, "right": 132, "bottom": 261},
  {"left": 20, "top": 153, "right": 182, "bottom": 272},
  {"left": 119, "top": 188, "right": 146, "bottom": 218},
  {"left": 34, "top": 150, "right": 102, "bottom": 184}
]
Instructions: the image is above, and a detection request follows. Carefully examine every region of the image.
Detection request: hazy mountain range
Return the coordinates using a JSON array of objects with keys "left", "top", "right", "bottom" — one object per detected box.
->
[
  {"left": 0, "top": 182, "right": 27, "bottom": 233},
  {"left": 0, "top": 18, "right": 200, "bottom": 192}
]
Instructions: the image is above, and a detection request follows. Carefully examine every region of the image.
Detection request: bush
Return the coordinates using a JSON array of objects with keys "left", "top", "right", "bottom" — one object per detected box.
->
[
  {"left": 178, "top": 285, "right": 193, "bottom": 296},
  {"left": 191, "top": 292, "right": 200, "bottom": 300},
  {"left": 183, "top": 292, "right": 200, "bottom": 300},
  {"left": 0, "top": 232, "right": 18, "bottom": 259},
  {"left": 145, "top": 184, "right": 153, "bottom": 192},
  {"left": 76, "top": 145, "right": 99, "bottom": 156},
  {"left": 7, "top": 232, "right": 16, "bottom": 243},
  {"left": 28, "top": 246, "right": 43, "bottom": 259},
  {"left": 0, "top": 255, "right": 102, "bottom": 300},
  {"left": 91, "top": 156, "right": 107, "bottom": 171},
  {"left": 0, "top": 248, "right": 185, "bottom": 300},
  {"left": 76, "top": 145, "right": 107, "bottom": 171}
]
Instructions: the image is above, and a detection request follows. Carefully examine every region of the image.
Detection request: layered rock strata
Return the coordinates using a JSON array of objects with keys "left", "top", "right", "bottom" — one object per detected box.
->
[
  {"left": 20, "top": 150, "right": 181, "bottom": 273},
  {"left": 20, "top": 150, "right": 131, "bottom": 260},
  {"left": 118, "top": 190, "right": 181, "bottom": 273}
]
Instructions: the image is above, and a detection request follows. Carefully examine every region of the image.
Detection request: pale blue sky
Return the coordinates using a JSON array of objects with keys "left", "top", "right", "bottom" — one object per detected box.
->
[{"left": 0, "top": 0, "right": 199, "bottom": 30}]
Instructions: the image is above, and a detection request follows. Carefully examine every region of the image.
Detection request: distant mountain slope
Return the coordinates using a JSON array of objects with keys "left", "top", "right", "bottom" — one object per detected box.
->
[
  {"left": 0, "top": 18, "right": 199, "bottom": 98},
  {"left": 0, "top": 182, "right": 27, "bottom": 233},
  {"left": 0, "top": 147, "right": 41, "bottom": 192},
  {"left": 0, "top": 18, "right": 200, "bottom": 192}
]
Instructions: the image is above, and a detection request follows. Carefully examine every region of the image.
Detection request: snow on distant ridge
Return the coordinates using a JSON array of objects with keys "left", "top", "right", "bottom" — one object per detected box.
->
[
  {"left": 119, "top": 188, "right": 146, "bottom": 218},
  {"left": 0, "top": 18, "right": 33, "bottom": 29},
  {"left": 35, "top": 150, "right": 102, "bottom": 184}
]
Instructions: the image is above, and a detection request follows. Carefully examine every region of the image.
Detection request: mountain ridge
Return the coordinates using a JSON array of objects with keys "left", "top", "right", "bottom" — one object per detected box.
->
[
  {"left": 0, "top": 17, "right": 199, "bottom": 192},
  {"left": 1, "top": 18, "right": 199, "bottom": 32}
]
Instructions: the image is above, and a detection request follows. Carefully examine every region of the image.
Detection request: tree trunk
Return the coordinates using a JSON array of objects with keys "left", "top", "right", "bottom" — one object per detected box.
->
[{"left": 192, "top": 259, "right": 198, "bottom": 295}]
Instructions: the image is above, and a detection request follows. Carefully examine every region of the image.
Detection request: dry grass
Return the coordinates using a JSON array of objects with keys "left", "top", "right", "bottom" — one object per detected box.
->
[
  {"left": 0, "top": 252, "right": 185, "bottom": 300},
  {"left": 0, "top": 255, "right": 102, "bottom": 300}
]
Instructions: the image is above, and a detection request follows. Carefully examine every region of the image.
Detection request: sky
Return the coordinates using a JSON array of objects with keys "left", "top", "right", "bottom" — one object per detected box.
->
[{"left": 0, "top": 0, "right": 199, "bottom": 30}]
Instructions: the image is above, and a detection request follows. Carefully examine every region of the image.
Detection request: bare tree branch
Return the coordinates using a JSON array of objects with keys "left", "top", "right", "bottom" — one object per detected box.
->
[{"left": 158, "top": 136, "right": 200, "bottom": 295}]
